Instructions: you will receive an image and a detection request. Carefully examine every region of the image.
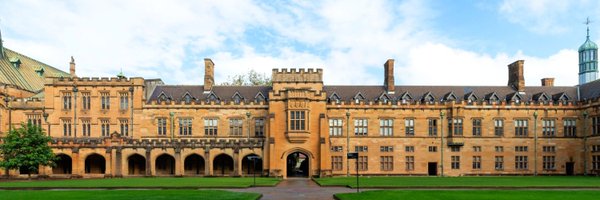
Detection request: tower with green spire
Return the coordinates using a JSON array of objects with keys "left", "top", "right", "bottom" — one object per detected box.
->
[{"left": 579, "top": 17, "right": 598, "bottom": 85}]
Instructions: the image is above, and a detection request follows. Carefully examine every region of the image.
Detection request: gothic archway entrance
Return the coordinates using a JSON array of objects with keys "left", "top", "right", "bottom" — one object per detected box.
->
[
  {"left": 127, "top": 154, "right": 146, "bottom": 175},
  {"left": 287, "top": 152, "right": 309, "bottom": 177},
  {"left": 53, "top": 154, "right": 72, "bottom": 174},
  {"left": 184, "top": 154, "right": 205, "bottom": 176},
  {"left": 84, "top": 154, "right": 106, "bottom": 174},
  {"left": 155, "top": 154, "right": 175, "bottom": 175},
  {"left": 242, "top": 154, "right": 262, "bottom": 176},
  {"left": 213, "top": 154, "right": 234, "bottom": 176}
]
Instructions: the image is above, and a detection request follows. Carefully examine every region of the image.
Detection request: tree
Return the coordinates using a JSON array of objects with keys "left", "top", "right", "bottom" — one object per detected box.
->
[
  {"left": 221, "top": 69, "right": 272, "bottom": 86},
  {"left": 0, "top": 123, "right": 56, "bottom": 179}
]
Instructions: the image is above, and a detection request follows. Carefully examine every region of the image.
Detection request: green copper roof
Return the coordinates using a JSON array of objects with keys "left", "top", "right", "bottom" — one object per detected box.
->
[{"left": 579, "top": 38, "right": 598, "bottom": 52}]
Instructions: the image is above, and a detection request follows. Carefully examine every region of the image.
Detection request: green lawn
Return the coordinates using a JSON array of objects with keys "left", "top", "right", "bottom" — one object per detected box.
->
[
  {"left": 0, "top": 177, "right": 280, "bottom": 188},
  {"left": 334, "top": 190, "right": 600, "bottom": 200},
  {"left": 0, "top": 190, "right": 260, "bottom": 200},
  {"left": 316, "top": 176, "right": 600, "bottom": 188}
]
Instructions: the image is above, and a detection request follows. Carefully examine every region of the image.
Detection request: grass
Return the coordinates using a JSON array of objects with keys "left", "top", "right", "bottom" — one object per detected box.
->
[
  {"left": 0, "top": 177, "right": 280, "bottom": 188},
  {"left": 0, "top": 190, "right": 260, "bottom": 200},
  {"left": 334, "top": 190, "right": 600, "bottom": 200},
  {"left": 316, "top": 176, "right": 600, "bottom": 188}
]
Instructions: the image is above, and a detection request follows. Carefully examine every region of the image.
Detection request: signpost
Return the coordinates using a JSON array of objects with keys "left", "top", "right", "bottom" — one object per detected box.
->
[
  {"left": 347, "top": 152, "right": 359, "bottom": 193},
  {"left": 247, "top": 156, "right": 261, "bottom": 187}
]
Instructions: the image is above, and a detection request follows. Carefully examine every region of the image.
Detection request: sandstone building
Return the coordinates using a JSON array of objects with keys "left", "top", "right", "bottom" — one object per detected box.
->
[{"left": 1, "top": 27, "right": 600, "bottom": 178}]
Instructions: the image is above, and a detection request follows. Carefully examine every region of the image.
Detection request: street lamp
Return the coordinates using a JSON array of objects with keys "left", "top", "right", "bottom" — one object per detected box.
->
[
  {"left": 43, "top": 107, "right": 50, "bottom": 137},
  {"left": 346, "top": 111, "right": 351, "bottom": 177},
  {"left": 533, "top": 111, "right": 538, "bottom": 176},
  {"left": 583, "top": 111, "right": 589, "bottom": 176},
  {"left": 246, "top": 112, "right": 251, "bottom": 139},
  {"left": 440, "top": 110, "right": 445, "bottom": 177}
]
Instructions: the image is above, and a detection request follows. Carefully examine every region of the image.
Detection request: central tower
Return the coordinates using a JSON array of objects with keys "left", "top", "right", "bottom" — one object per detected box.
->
[{"left": 579, "top": 18, "right": 599, "bottom": 85}]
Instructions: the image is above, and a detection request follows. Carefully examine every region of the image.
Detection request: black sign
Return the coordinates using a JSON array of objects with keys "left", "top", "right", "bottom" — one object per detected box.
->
[{"left": 347, "top": 152, "right": 358, "bottom": 159}]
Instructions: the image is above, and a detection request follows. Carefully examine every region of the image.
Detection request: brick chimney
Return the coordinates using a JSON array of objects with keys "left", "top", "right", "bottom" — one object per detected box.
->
[
  {"left": 203, "top": 58, "right": 215, "bottom": 92},
  {"left": 384, "top": 59, "right": 395, "bottom": 94},
  {"left": 541, "top": 78, "right": 554, "bottom": 87},
  {"left": 69, "top": 56, "right": 76, "bottom": 77},
  {"left": 507, "top": 60, "right": 525, "bottom": 92}
]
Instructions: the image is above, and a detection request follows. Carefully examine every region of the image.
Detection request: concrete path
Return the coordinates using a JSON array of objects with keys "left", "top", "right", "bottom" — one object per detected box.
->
[{"left": 228, "top": 178, "right": 358, "bottom": 200}]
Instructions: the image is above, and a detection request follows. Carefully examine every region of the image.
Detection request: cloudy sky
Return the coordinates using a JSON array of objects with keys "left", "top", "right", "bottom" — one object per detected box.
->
[{"left": 0, "top": 0, "right": 598, "bottom": 86}]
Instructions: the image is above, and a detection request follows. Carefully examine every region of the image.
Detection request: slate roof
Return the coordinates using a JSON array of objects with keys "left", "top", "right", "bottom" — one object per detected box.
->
[
  {"left": 580, "top": 79, "right": 600, "bottom": 100},
  {"left": 0, "top": 48, "right": 70, "bottom": 92},
  {"left": 148, "top": 85, "right": 271, "bottom": 103}
]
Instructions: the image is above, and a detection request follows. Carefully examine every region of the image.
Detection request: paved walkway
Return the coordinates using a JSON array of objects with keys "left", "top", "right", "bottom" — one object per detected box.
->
[{"left": 228, "top": 178, "right": 358, "bottom": 200}]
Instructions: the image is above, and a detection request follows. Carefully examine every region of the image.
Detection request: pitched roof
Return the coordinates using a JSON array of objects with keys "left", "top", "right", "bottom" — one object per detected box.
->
[
  {"left": 0, "top": 48, "right": 70, "bottom": 92},
  {"left": 580, "top": 79, "right": 600, "bottom": 100},
  {"left": 148, "top": 85, "right": 271, "bottom": 103}
]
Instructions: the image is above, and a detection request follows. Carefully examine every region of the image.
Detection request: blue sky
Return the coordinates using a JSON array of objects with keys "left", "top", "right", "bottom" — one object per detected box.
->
[{"left": 0, "top": 0, "right": 598, "bottom": 86}]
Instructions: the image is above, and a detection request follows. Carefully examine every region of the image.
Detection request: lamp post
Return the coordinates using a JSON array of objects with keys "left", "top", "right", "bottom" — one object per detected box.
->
[
  {"left": 533, "top": 111, "right": 538, "bottom": 176},
  {"left": 129, "top": 86, "right": 134, "bottom": 138},
  {"left": 73, "top": 86, "right": 78, "bottom": 138},
  {"left": 3, "top": 96, "right": 11, "bottom": 133},
  {"left": 440, "top": 110, "right": 445, "bottom": 177},
  {"left": 346, "top": 111, "right": 351, "bottom": 177},
  {"left": 583, "top": 111, "right": 589, "bottom": 176},
  {"left": 246, "top": 112, "right": 251, "bottom": 139},
  {"left": 43, "top": 108, "right": 50, "bottom": 137},
  {"left": 169, "top": 112, "right": 175, "bottom": 140}
]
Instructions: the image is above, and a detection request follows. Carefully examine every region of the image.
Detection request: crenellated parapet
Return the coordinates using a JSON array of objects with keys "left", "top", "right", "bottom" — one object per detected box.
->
[{"left": 272, "top": 68, "right": 323, "bottom": 83}]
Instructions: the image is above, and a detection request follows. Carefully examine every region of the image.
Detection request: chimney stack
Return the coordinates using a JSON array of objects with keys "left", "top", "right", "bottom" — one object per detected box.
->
[
  {"left": 203, "top": 58, "right": 215, "bottom": 92},
  {"left": 541, "top": 78, "right": 555, "bottom": 87},
  {"left": 69, "top": 56, "right": 76, "bottom": 77},
  {"left": 507, "top": 60, "right": 525, "bottom": 92},
  {"left": 384, "top": 59, "right": 395, "bottom": 94}
]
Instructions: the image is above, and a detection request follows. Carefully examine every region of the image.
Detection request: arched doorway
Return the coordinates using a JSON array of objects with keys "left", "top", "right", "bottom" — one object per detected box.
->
[
  {"left": 155, "top": 154, "right": 175, "bottom": 175},
  {"left": 213, "top": 154, "right": 234, "bottom": 176},
  {"left": 128, "top": 154, "right": 146, "bottom": 175},
  {"left": 242, "top": 154, "right": 263, "bottom": 176},
  {"left": 53, "top": 154, "right": 72, "bottom": 174},
  {"left": 85, "top": 154, "right": 106, "bottom": 174},
  {"left": 287, "top": 152, "right": 309, "bottom": 177},
  {"left": 184, "top": 154, "right": 205, "bottom": 176}
]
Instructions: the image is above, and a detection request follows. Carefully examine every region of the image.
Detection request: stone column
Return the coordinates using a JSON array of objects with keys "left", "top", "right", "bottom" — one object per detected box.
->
[
  {"left": 145, "top": 146, "right": 152, "bottom": 176},
  {"left": 115, "top": 147, "right": 123, "bottom": 177},
  {"left": 233, "top": 147, "right": 240, "bottom": 177},
  {"left": 71, "top": 147, "right": 82, "bottom": 178},
  {"left": 174, "top": 147, "right": 183, "bottom": 176},
  {"left": 106, "top": 147, "right": 113, "bottom": 177},
  {"left": 204, "top": 147, "right": 211, "bottom": 176}
]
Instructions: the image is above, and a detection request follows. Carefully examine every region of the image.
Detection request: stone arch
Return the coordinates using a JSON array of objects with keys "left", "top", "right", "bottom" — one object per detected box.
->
[
  {"left": 184, "top": 154, "right": 205, "bottom": 176},
  {"left": 281, "top": 147, "right": 313, "bottom": 178},
  {"left": 242, "top": 153, "right": 262, "bottom": 176},
  {"left": 53, "top": 154, "right": 72, "bottom": 174},
  {"left": 155, "top": 154, "right": 175, "bottom": 175},
  {"left": 127, "top": 154, "right": 146, "bottom": 175},
  {"left": 213, "top": 153, "right": 234, "bottom": 176},
  {"left": 85, "top": 153, "right": 106, "bottom": 174}
]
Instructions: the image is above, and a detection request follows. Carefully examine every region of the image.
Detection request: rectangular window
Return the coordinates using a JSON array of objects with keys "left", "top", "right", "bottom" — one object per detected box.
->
[
  {"left": 380, "top": 156, "right": 393, "bottom": 171},
  {"left": 329, "top": 119, "right": 343, "bottom": 136},
  {"left": 255, "top": 118, "right": 265, "bottom": 136},
  {"left": 494, "top": 119, "right": 504, "bottom": 136},
  {"left": 101, "top": 119, "right": 110, "bottom": 137},
  {"left": 450, "top": 146, "right": 461, "bottom": 152},
  {"left": 82, "top": 92, "right": 91, "bottom": 110},
  {"left": 380, "top": 146, "right": 394, "bottom": 152},
  {"left": 331, "top": 146, "right": 343, "bottom": 152},
  {"left": 355, "top": 146, "right": 368, "bottom": 152},
  {"left": 451, "top": 156, "right": 460, "bottom": 169},
  {"left": 120, "top": 119, "right": 129, "bottom": 136},
  {"left": 101, "top": 92, "right": 110, "bottom": 110},
  {"left": 428, "top": 119, "right": 437, "bottom": 136},
  {"left": 515, "top": 119, "right": 528, "bottom": 137},
  {"left": 81, "top": 119, "right": 91, "bottom": 137},
  {"left": 289, "top": 110, "right": 306, "bottom": 131},
  {"left": 472, "top": 119, "right": 482, "bottom": 136},
  {"left": 563, "top": 119, "right": 576, "bottom": 137},
  {"left": 178, "top": 118, "right": 193, "bottom": 136},
  {"left": 380, "top": 119, "right": 394, "bottom": 136},
  {"left": 473, "top": 146, "right": 482, "bottom": 152},
  {"left": 204, "top": 118, "right": 218, "bottom": 136},
  {"left": 543, "top": 156, "right": 556, "bottom": 170},
  {"left": 472, "top": 156, "right": 482, "bottom": 169},
  {"left": 592, "top": 145, "right": 600, "bottom": 152},
  {"left": 495, "top": 146, "right": 504, "bottom": 152},
  {"left": 593, "top": 155, "right": 600, "bottom": 170},
  {"left": 332, "top": 156, "right": 343, "bottom": 171},
  {"left": 157, "top": 118, "right": 167, "bottom": 136},
  {"left": 229, "top": 118, "right": 243, "bottom": 136},
  {"left": 450, "top": 118, "right": 463, "bottom": 136},
  {"left": 405, "top": 119, "right": 415, "bottom": 136},
  {"left": 62, "top": 119, "right": 72, "bottom": 136},
  {"left": 354, "top": 119, "right": 368, "bottom": 136},
  {"left": 515, "top": 156, "right": 528, "bottom": 170},
  {"left": 26, "top": 114, "right": 42, "bottom": 127},
  {"left": 405, "top": 146, "right": 415, "bottom": 152},
  {"left": 358, "top": 156, "right": 368, "bottom": 171},
  {"left": 542, "top": 146, "right": 556, "bottom": 153},
  {"left": 515, "top": 146, "right": 528, "bottom": 152},
  {"left": 428, "top": 146, "right": 438, "bottom": 152},
  {"left": 542, "top": 119, "right": 556, "bottom": 137},
  {"left": 62, "top": 92, "right": 72, "bottom": 110},
  {"left": 119, "top": 92, "right": 129, "bottom": 110},
  {"left": 495, "top": 156, "right": 504, "bottom": 170},
  {"left": 593, "top": 117, "right": 600, "bottom": 136},
  {"left": 405, "top": 156, "right": 415, "bottom": 171}
]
